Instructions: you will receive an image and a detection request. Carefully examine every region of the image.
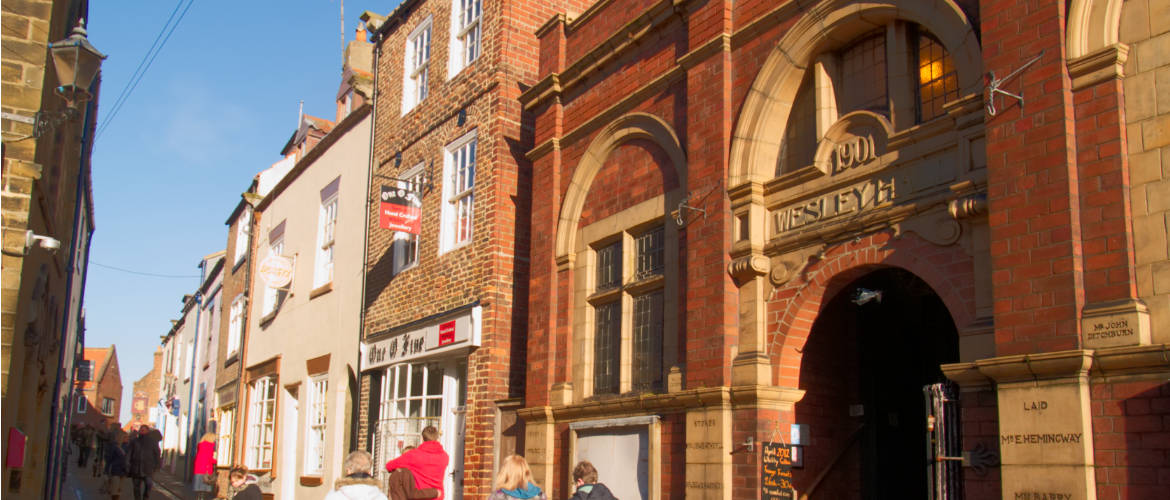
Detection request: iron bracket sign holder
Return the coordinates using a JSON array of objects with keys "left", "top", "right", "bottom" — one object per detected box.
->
[{"left": 985, "top": 51, "right": 1044, "bottom": 117}]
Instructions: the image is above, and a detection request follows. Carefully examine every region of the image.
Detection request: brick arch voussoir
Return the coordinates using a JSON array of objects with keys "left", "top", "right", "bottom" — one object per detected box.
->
[{"left": 769, "top": 231, "right": 975, "bottom": 387}]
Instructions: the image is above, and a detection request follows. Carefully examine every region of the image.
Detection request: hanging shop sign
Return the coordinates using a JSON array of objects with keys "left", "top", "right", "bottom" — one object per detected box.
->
[
  {"left": 361, "top": 306, "right": 481, "bottom": 371},
  {"left": 379, "top": 185, "right": 422, "bottom": 234},
  {"left": 761, "top": 441, "right": 795, "bottom": 500},
  {"left": 257, "top": 254, "right": 294, "bottom": 288}
]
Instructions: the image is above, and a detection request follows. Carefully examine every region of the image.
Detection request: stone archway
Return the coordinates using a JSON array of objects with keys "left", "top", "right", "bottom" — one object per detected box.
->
[
  {"left": 728, "top": 0, "right": 982, "bottom": 188},
  {"left": 554, "top": 112, "right": 687, "bottom": 265},
  {"left": 1066, "top": 0, "right": 1124, "bottom": 59}
]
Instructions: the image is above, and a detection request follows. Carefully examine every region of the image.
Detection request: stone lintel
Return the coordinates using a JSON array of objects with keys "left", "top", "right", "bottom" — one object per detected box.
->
[
  {"left": 1066, "top": 43, "right": 1128, "bottom": 91},
  {"left": 728, "top": 385, "right": 805, "bottom": 412},
  {"left": 1092, "top": 343, "right": 1170, "bottom": 375},
  {"left": 976, "top": 350, "right": 1093, "bottom": 384},
  {"left": 1081, "top": 298, "right": 1150, "bottom": 348}
]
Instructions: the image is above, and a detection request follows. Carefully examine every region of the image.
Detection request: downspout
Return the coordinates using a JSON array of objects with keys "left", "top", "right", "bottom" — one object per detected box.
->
[
  {"left": 232, "top": 198, "right": 257, "bottom": 466},
  {"left": 356, "top": 28, "right": 381, "bottom": 453},
  {"left": 43, "top": 74, "right": 98, "bottom": 500}
]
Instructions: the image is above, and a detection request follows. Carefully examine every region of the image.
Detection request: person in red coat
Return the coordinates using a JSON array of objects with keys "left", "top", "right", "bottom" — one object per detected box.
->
[
  {"left": 384, "top": 425, "right": 449, "bottom": 500},
  {"left": 192, "top": 432, "right": 217, "bottom": 500}
]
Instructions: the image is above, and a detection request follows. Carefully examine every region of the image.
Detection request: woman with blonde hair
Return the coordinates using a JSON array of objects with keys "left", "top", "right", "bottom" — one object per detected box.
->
[
  {"left": 489, "top": 455, "right": 547, "bottom": 500},
  {"left": 192, "top": 432, "right": 218, "bottom": 499}
]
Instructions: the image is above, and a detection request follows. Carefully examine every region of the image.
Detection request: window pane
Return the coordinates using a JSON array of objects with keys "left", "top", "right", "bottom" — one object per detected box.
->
[
  {"left": 595, "top": 241, "right": 622, "bottom": 292},
  {"left": 411, "top": 365, "right": 424, "bottom": 397},
  {"left": 427, "top": 366, "right": 444, "bottom": 395},
  {"left": 425, "top": 398, "right": 442, "bottom": 418},
  {"left": 409, "top": 400, "right": 421, "bottom": 418},
  {"left": 838, "top": 32, "right": 888, "bottom": 116},
  {"left": 593, "top": 301, "right": 620, "bottom": 395},
  {"left": 916, "top": 31, "right": 959, "bottom": 122},
  {"left": 635, "top": 227, "right": 664, "bottom": 280},
  {"left": 632, "top": 291, "right": 664, "bottom": 392},
  {"left": 781, "top": 74, "right": 816, "bottom": 174}
]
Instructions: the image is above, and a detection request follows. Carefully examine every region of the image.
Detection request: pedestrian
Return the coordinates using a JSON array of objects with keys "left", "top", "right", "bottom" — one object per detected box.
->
[
  {"left": 384, "top": 425, "right": 448, "bottom": 500},
  {"left": 489, "top": 455, "right": 546, "bottom": 500},
  {"left": 127, "top": 424, "right": 162, "bottom": 500},
  {"left": 568, "top": 461, "right": 617, "bottom": 500},
  {"left": 103, "top": 430, "right": 131, "bottom": 500},
  {"left": 228, "top": 467, "right": 262, "bottom": 500},
  {"left": 93, "top": 424, "right": 111, "bottom": 478},
  {"left": 323, "top": 450, "right": 389, "bottom": 500},
  {"left": 77, "top": 425, "right": 94, "bottom": 467},
  {"left": 192, "top": 432, "right": 217, "bottom": 500}
]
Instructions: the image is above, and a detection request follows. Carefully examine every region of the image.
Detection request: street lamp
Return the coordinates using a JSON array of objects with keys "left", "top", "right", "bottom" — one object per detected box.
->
[{"left": 35, "top": 18, "right": 106, "bottom": 137}]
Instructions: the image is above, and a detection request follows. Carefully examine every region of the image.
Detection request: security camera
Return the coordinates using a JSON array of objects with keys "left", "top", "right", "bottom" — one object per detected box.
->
[{"left": 25, "top": 230, "right": 62, "bottom": 254}]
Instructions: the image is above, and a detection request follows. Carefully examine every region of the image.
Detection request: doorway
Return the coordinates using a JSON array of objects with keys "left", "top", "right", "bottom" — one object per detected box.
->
[{"left": 796, "top": 267, "right": 960, "bottom": 499}]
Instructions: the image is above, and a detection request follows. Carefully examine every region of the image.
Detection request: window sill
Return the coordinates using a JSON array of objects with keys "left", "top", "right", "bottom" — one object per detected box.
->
[
  {"left": 223, "top": 352, "right": 239, "bottom": 367},
  {"left": 309, "top": 282, "right": 333, "bottom": 300},
  {"left": 626, "top": 273, "right": 665, "bottom": 294},
  {"left": 232, "top": 255, "right": 247, "bottom": 273},
  {"left": 259, "top": 309, "right": 278, "bottom": 326},
  {"left": 299, "top": 476, "right": 323, "bottom": 487}
]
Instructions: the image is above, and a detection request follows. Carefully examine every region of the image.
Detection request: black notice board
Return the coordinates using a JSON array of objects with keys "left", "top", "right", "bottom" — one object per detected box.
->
[{"left": 761, "top": 441, "right": 795, "bottom": 500}]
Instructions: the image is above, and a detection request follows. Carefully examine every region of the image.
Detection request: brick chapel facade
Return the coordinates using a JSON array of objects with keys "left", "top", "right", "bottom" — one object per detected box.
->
[{"left": 518, "top": 0, "right": 1170, "bottom": 499}]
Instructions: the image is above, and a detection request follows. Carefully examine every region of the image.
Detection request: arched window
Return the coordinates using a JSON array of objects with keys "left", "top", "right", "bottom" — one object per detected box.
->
[{"left": 777, "top": 23, "right": 959, "bottom": 174}]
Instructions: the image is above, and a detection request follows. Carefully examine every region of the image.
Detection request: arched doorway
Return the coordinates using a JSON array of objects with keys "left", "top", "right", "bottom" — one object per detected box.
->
[{"left": 796, "top": 267, "right": 960, "bottom": 499}]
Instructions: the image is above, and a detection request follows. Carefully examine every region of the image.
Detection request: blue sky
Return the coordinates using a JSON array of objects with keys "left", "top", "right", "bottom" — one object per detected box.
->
[{"left": 86, "top": 0, "right": 392, "bottom": 421}]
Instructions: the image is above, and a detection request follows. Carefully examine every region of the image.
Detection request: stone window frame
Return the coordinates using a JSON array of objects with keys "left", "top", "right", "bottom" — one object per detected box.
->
[
  {"left": 566, "top": 416, "right": 662, "bottom": 500},
  {"left": 448, "top": 0, "right": 482, "bottom": 78},
  {"left": 402, "top": 16, "right": 433, "bottom": 115},
  {"left": 573, "top": 196, "right": 679, "bottom": 400}
]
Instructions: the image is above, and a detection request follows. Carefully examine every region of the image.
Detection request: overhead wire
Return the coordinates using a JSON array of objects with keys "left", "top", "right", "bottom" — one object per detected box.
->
[
  {"left": 96, "top": 0, "right": 197, "bottom": 139},
  {"left": 90, "top": 261, "right": 200, "bottom": 279}
]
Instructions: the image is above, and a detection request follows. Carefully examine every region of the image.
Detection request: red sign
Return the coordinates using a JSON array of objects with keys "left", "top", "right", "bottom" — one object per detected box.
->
[
  {"left": 6, "top": 428, "right": 26, "bottom": 468},
  {"left": 438, "top": 320, "right": 456, "bottom": 346},
  {"left": 380, "top": 185, "right": 422, "bottom": 234}
]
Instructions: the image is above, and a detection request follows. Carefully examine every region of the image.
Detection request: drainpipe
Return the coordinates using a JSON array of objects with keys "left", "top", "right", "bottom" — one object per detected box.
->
[
  {"left": 43, "top": 74, "right": 98, "bottom": 500},
  {"left": 356, "top": 26, "right": 382, "bottom": 453}
]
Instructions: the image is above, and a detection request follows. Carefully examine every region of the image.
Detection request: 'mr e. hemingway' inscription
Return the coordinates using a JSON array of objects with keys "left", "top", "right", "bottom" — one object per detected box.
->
[{"left": 772, "top": 175, "right": 898, "bottom": 235}]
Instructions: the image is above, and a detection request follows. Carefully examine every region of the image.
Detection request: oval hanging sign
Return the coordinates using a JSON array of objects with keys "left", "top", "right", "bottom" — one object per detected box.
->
[{"left": 258, "top": 254, "right": 294, "bottom": 288}]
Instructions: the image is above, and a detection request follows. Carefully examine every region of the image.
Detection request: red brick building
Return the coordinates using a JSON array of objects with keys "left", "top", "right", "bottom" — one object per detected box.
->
[
  {"left": 357, "top": 0, "right": 586, "bottom": 497},
  {"left": 75, "top": 346, "right": 122, "bottom": 429},
  {"left": 520, "top": 0, "right": 1169, "bottom": 499},
  {"left": 129, "top": 347, "right": 163, "bottom": 427}
]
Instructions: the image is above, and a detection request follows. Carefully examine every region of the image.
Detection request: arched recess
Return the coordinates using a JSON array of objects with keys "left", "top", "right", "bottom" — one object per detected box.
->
[
  {"left": 1066, "top": 0, "right": 1124, "bottom": 59},
  {"left": 768, "top": 231, "right": 976, "bottom": 386},
  {"left": 728, "top": 0, "right": 983, "bottom": 188},
  {"left": 554, "top": 112, "right": 688, "bottom": 263}
]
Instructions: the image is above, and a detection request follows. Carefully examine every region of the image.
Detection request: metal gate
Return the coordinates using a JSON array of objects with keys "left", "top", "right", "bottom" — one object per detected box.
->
[{"left": 924, "top": 382, "right": 963, "bottom": 499}]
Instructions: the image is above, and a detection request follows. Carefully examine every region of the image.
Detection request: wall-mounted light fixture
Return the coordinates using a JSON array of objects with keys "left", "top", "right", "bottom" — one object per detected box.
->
[
  {"left": 25, "top": 230, "right": 62, "bottom": 255},
  {"left": 34, "top": 19, "right": 106, "bottom": 138}
]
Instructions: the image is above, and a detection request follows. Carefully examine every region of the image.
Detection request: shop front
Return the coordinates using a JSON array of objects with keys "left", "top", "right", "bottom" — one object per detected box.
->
[{"left": 361, "top": 305, "right": 481, "bottom": 499}]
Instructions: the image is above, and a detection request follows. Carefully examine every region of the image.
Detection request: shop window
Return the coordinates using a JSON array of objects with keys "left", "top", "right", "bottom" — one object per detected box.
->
[
  {"left": 402, "top": 18, "right": 432, "bottom": 114},
  {"left": 916, "top": 31, "right": 959, "bottom": 122},
  {"left": 449, "top": 0, "right": 482, "bottom": 77},
  {"left": 441, "top": 131, "right": 477, "bottom": 253},
  {"left": 391, "top": 165, "right": 426, "bottom": 275},
  {"left": 304, "top": 375, "right": 328, "bottom": 475},
  {"left": 315, "top": 178, "right": 340, "bottom": 288},
  {"left": 373, "top": 362, "right": 445, "bottom": 477},
  {"left": 246, "top": 376, "right": 277, "bottom": 470}
]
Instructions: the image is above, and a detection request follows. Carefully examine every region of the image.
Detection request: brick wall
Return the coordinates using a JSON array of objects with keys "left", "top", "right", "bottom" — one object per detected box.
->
[
  {"left": 1090, "top": 377, "right": 1170, "bottom": 499},
  {"left": 132, "top": 349, "right": 163, "bottom": 423},
  {"left": 215, "top": 204, "right": 251, "bottom": 465}
]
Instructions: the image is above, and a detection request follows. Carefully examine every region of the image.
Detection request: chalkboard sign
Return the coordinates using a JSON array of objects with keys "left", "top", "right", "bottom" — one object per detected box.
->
[{"left": 761, "top": 441, "right": 795, "bottom": 500}]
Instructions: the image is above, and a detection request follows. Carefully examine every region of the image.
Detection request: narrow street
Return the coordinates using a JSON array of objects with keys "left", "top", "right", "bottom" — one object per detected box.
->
[{"left": 59, "top": 449, "right": 187, "bottom": 500}]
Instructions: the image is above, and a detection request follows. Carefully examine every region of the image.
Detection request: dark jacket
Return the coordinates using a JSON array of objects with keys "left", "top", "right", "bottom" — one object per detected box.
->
[
  {"left": 104, "top": 443, "right": 129, "bottom": 477},
  {"left": 232, "top": 483, "right": 263, "bottom": 500},
  {"left": 568, "top": 483, "right": 618, "bottom": 500},
  {"left": 128, "top": 429, "right": 162, "bottom": 477}
]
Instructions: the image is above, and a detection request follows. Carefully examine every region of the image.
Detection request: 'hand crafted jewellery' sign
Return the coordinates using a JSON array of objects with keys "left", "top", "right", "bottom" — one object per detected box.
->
[{"left": 380, "top": 185, "right": 422, "bottom": 234}]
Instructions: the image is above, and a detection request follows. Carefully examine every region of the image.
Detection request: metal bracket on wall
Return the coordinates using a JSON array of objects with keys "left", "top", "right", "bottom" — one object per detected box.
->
[{"left": 985, "top": 51, "right": 1044, "bottom": 116}]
